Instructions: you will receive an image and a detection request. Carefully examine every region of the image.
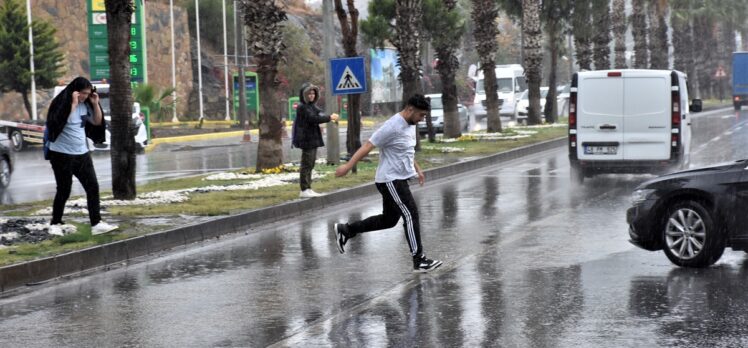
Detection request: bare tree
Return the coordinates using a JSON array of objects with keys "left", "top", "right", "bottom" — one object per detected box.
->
[{"left": 333, "top": 0, "right": 363, "bottom": 160}]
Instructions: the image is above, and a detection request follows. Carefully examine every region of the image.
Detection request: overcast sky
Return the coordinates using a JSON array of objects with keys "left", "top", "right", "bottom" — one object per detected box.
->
[{"left": 304, "top": 0, "right": 369, "bottom": 19}]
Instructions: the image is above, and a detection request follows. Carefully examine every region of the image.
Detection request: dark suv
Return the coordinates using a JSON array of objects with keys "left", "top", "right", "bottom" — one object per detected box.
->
[{"left": 627, "top": 159, "right": 748, "bottom": 267}]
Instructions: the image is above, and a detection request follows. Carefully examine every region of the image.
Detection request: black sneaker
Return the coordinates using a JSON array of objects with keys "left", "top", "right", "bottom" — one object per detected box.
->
[
  {"left": 334, "top": 223, "right": 348, "bottom": 254},
  {"left": 413, "top": 256, "right": 443, "bottom": 273}
]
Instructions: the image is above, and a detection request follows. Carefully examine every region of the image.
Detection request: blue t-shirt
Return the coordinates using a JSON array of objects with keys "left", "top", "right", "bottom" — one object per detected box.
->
[
  {"left": 49, "top": 103, "right": 91, "bottom": 155},
  {"left": 369, "top": 113, "right": 417, "bottom": 183}
]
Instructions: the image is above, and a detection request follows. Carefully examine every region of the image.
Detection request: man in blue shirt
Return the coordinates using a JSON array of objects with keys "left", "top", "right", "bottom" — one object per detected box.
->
[{"left": 333, "top": 94, "right": 442, "bottom": 273}]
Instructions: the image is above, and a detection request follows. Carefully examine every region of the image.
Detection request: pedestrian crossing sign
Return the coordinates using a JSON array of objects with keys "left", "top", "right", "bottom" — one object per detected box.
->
[{"left": 331, "top": 57, "right": 367, "bottom": 95}]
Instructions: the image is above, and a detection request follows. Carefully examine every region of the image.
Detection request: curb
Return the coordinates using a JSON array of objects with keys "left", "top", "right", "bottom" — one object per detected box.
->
[{"left": 0, "top": 137, "right": 566, "bottom": 295}]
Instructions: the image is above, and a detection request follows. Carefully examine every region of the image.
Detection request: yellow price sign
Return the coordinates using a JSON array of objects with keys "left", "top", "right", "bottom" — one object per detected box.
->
[{"left": 92, "top": 0, "right": 105, "bottom": 12}]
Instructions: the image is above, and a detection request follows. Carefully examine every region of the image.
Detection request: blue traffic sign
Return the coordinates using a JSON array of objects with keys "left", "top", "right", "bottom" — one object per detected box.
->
[{"left": 331, "top": 57, "right": 367, "bottom": 95}]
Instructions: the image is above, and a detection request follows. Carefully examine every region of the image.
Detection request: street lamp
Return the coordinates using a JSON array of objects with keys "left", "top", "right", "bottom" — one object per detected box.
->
[
  {"left": 170, "top": 0, "right": 178, "bottom": 122},
  {"left": 195, "top": 0, "right": 204, "bottom": 122},
  {"left": 26, "top": 0, "right": 37, "bottom": 120}
]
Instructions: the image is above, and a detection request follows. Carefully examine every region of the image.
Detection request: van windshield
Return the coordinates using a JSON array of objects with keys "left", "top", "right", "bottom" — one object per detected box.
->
[{"left": 476, "top": 78, "right": 514, "bottom": 93}]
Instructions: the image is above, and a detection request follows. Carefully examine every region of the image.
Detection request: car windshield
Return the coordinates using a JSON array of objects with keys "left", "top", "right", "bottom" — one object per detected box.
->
[
  {"left": 428, "top": 97, "right": 443, "bottom": 109},
  {"left": 476, "top": 78, "right": 516, "bottom": 94},
  {"left": 520, "top": 89, "right": 549, "bottom": 100}
]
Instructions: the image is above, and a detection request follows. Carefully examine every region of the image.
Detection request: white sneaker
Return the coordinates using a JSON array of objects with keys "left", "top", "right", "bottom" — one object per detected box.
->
[
  {"left": 47, "top": 224, "right": 64, "bottom": 236},
  {"left": 299, "top": 189, "right": 323, "bottom": 198},
  {"left": 92, "top": 221, "right": 118, "bottom": 235}
]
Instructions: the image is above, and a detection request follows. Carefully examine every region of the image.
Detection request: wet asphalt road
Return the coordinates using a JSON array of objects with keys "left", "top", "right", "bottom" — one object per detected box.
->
[{"left": 2, "top": 108, "right": 748, "bottom": 347}]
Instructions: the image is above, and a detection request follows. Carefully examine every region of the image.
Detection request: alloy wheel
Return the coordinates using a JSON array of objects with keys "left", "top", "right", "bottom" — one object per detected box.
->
[{"left": 665, "top": 208, "right": 706, "bottom": 260}]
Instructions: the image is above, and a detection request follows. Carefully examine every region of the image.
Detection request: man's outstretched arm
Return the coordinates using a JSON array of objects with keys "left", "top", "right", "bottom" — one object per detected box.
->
[{"left": 335, "top": 141, "right": 375, "bottom": 177}]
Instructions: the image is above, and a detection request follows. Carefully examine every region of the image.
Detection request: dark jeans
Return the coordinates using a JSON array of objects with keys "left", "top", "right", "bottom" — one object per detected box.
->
[
  {"left": 300, "top": 148, "right": 317, "bottom": 191},
  {"left": 49, "top": 151, "right": 101, "bottom": 226},
  {"left": 346, "top": 180, "right": 423, "bottom": 258}
]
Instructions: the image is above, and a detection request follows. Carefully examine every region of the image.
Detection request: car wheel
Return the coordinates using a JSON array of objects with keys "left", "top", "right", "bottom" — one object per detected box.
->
[
  {"left": 0, "top": 157, "right": 10, "bottom": 188},
  {"left": 9, "top": 130, "right": 23, "bottom": 151},
  {"left": 661, "top": 200, "right": 724, "bottom": 268}
]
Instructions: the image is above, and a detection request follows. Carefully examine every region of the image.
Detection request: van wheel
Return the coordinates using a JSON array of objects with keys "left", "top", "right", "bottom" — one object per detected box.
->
[
  {"left": 9, "top": 130, "right": 23, "bottom": 151},
  {"left": 661, "top": 200, "right": 724, "bottom": 268},
  {"left": 0, "top": 157, "right": 10, "bottom": 188}
]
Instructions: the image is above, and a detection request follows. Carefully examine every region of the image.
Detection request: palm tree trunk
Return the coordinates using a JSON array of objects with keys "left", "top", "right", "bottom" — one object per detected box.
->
[
  {"left": 105, "top": 0, "right": 136, "bottom": 199},
  {"left": 592, "top": 0, "right": 611, "bottom": 70},
  {"left": 471, "top": 0, "right": 501, "bottom": 133},
  {"left": 544, "top": 23, "right": 558, "bottom": 124},
  {"left": 255, "top": 55, "right": 284, "bottom": 170},
  {"left": 522, "top": 0, "right": 543, "bottom": 125},
  {"left": 647, "top": 1, "right": 668, "bottom": 69},
  {"left": 572, "top": 0, "right": 592, "bottom": 71},
  {"left": 611, "top": 0, "right": 627, "bottom": 68},
  {"left": 435, "top": 0, "right": 461, "bottom": 139},
  {"left": 631, "top": 0, "right": 648, "bottom": 69},
  {"left": 395, "top": 0, "right": 423, "bottom": 104}
]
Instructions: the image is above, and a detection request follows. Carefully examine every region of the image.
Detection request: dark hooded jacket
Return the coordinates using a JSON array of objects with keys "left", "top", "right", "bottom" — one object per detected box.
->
[
  {"left": 292, "top": 83, "right": 331, "bottom": 149},
  {"left": 46, "top": 78, "right": 105, "bottom": 144}
]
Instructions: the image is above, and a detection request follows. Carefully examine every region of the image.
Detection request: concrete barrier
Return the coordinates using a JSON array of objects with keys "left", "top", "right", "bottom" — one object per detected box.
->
[{"left": 0, "top": 137, "right": 566, "bottom": 294}]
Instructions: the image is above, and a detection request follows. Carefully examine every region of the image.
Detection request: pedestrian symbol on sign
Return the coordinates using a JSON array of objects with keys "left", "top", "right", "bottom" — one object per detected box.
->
[{"left": 336, "top": 66, "right": 362, "bottom": 90}]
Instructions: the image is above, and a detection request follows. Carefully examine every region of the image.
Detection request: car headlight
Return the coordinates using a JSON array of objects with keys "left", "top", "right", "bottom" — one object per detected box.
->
[{"left": 631, "top": 189, "right": 655, "bottom": 205}]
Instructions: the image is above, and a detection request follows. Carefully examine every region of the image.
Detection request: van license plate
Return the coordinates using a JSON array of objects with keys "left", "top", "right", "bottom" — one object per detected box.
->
[{"left": 584, "top": 146, "right": 617, "bottom": 155}]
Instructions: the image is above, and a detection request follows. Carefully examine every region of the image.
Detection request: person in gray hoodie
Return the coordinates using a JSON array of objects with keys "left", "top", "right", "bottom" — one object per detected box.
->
[{"left": 292, "top": 83, "right": 339, "bottom": 198}]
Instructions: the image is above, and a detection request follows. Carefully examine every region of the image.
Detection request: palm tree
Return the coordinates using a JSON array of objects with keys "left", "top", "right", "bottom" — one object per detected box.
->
[
  {"left": 105, "top": 0, "right": 137, "bottom": 199},
  {"left": 471, "top": 0, "right": 502, "bottom": 132},
  {"left": 571, "top": 0, "right": 592, "bottom": 70},
  {"left": 591, "top": 0, "right": 611, "bottom": 70},
  {"left": 647, "top": 0, "right": 668, "bottom": 69},
  {"left": 132, "top": 83, "right": 177, "bottom": 123},
  {"left": 542, "top": 0, "right": 572, "bottom": 123},
  {"left": 333, "top": 0, "right": 363, "bottom": 158},
  {"left": 631, "top": 0, "right": 648, "bottom": 68},
  {"left": 242, "top": 0, "right": 287, "bottom": 171},
  {"left": 611, "top": 0, "right": 627, "bottom": 68},
  {"left": 394, "top": 0, "right": 424, "bottom": 102},
  {"left": 429, "top": 0, "right": 464, "bottom": 138},
  {"left": 671, "top": 0, "right": 695, "bottom": 80},
  {"left": 522, "top": 0, "right": 542, "bottom": 125}
]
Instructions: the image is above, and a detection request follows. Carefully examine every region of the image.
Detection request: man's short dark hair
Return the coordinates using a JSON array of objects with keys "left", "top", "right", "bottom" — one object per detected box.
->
[{"left": 407, "top": 94, "right": 431, "bottom": 112}]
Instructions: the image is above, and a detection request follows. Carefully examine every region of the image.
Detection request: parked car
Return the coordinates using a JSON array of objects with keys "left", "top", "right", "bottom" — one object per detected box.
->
[
  {"left": 418, "top": 94, "right": 469, "bottom": 135},
  {"left": 0, "top": 141, "right": 12, "bottom": 188},
  {"left": 627, "top": 159, "right": 748, "bottom": 267},
  {"left": 514, "top": 87, "right": 549, "bottom": 123}
]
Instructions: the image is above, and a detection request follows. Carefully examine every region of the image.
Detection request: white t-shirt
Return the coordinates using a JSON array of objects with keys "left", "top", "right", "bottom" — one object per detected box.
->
[{"left": 369, "top": 113, "right": 417, "bottom": 183}]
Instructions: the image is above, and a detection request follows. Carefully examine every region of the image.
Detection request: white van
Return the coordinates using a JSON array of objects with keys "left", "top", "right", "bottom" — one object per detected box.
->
[
  {"left": 470, "top": 64, "right": 526, "bottom": 118},
  {"left": 568, "top": 70, "right": 702, "bottom": 182}
]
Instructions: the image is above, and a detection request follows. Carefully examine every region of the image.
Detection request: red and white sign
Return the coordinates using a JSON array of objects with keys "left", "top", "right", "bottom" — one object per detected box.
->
[
  {"left": 92, "top": 13, "right": 107, "bottom": 25},
  {"left": 715, "top": 66, "right": 727, "bottom": 78},
  {"left": 292, "top": 102, "right": 299, "bottom": 110}
]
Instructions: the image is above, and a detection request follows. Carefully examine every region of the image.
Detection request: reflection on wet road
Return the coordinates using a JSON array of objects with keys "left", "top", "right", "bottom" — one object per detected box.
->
[{"left": 2, "top": 108, "right": 748, "bottom": 347}]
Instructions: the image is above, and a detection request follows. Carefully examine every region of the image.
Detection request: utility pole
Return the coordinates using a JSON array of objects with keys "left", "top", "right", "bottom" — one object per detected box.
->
[
  {"left": 195, "top": 0, "right": 204, "bottom": 122},
  {"left": 221, "top": 0, "right": 230, "bottom": 121},
  {"left": 323, "top": 0, "right": 339, "bottom": 164},
  {"left": 26, "top": 0, "right": 37, "bottom": 120},
  {"left": 169, "top": 0, "right": 178, "bottom": 122},
  {"left": 234, "top": 0, "right": 248, "bottom": 129}
]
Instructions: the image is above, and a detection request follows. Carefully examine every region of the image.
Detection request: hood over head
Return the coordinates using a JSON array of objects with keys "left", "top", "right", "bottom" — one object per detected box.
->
[{"left": 299, "top": 83, "right": 320, "bottom": 105}]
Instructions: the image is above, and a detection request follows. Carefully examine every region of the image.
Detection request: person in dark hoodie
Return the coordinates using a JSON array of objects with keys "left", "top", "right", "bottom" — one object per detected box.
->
[
  {"left": 46, "top": 76, "right": 117, "bottom": 236},
  {"left": 292, "top": 83, "right": 339, "bottom": 198}
]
